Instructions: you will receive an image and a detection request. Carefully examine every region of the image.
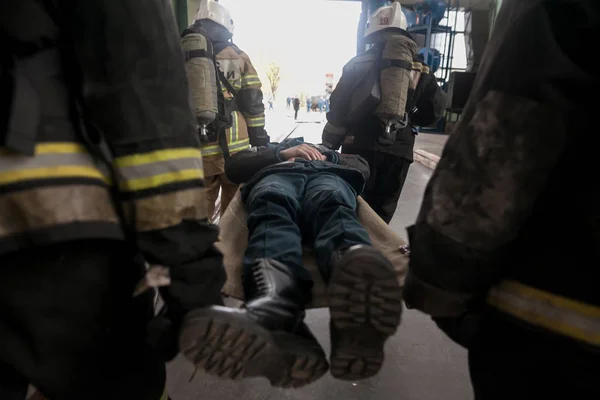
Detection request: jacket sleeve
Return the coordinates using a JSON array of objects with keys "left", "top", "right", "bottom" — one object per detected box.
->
[
  {"left": 403, "top": 0, "right": 596, "bottom": 317},
  {"left": 59, "top": 0, "right": 225, "bottom": 309},
  {"left": 322, "top": 122, "right": 347, "bottom": 151},
  {"left": 339, "top": 154, "right": 370, "bottom": 182},
  {"left": 410, "top": 72, "right": 448, "bottom": 127},
  {"left": 237, "top": 51, "right": 269, "bottom": 146},
  {"left": 225, "top": 146, "right": 280, "bottom": 184},
  {"left": 323, "top": 62, "right": 353, "bottom": 150}
]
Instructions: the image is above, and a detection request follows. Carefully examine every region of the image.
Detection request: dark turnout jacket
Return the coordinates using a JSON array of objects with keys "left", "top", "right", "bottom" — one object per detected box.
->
[
  {"left": 0, "top": 0, "right": 224, "bottom": 309},
  {"left": 324, "top": 43, "right": 447, "bottom": 160},
  {"left": 403, "top": 0, "right": 600, "bottom": 350}
]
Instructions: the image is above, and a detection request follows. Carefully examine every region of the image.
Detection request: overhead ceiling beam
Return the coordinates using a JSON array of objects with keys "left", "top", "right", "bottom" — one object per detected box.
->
[{"left": 328, "top": 0, "right": 492, "bottom": 10}]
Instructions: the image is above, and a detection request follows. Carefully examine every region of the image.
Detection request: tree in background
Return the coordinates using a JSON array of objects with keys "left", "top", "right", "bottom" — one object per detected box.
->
[{"left": 265, "top": 62, "right": 281, "bottom": 100}]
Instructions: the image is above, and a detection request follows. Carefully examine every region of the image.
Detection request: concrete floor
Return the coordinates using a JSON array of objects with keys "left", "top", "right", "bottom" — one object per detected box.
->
[
  {"left": 414, "top": 133, "right": 449, "bottom": 158},
  {"left": 165, "top": 121, "right": 473, "bottom": 399}
]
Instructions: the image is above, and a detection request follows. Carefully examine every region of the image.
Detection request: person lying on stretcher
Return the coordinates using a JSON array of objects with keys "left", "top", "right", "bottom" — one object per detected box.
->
[{"left": 180, "top": 138, "right": 403, "bottom": 388}]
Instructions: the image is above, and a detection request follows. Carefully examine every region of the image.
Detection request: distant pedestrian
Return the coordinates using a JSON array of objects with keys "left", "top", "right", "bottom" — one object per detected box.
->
[{"left": 293, "top": 97, "right": 300, "bottom": 120}]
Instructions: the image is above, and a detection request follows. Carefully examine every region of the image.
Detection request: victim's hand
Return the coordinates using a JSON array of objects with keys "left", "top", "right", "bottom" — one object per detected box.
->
[{"left": 280, "top": 144, "right": 326, "bottom": 161}]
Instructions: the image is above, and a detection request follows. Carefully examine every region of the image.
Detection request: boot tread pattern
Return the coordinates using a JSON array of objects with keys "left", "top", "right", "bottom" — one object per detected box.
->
[
  {"left": 328, "top": 247, "right": 403, "bottom": 380},
  {"left": 180, "top": 309, "right": 329, "bottom": 388},
  {"left": 274, "top": 350, "right": 329, "bottom": 388},
  {"left": 181, "top": 316, "right": 268, "bottom": 380}
]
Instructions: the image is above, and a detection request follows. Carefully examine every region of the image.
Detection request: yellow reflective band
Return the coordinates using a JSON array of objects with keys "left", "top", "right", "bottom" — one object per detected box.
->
[
  {"left": 412, "top": 62, "right": 431, "bottom": 74},
  {"left": 1, "top": 142, "right": 109, "bottom": 185},
  {"left": 412, "top": 62, "right": 423, "bottom": 71},
  {"left": 0, "top": 142, "right": 89, "bottom": 156},
  {"left": 487, "top": 280, "right": 600, "bottom": 347},
  {"left": 35, "top": 143, "right": 88, "bottom": 154},
  {"left": 229, "top": 138, "right": 250, "bottom": 153},
  {"left": 115, "top": 147, "right": 204, "bottom": 192},
  {"left": 221, "top": 78, "right": 242, "bottom": 91},
  {"left": 119, "top": 169, "right": 203, "bottom": 191},
  {"left": 247, "top": 116, "right": 265, "bottom": 128},
  {"left": 242, "top": 74, "right": 261, "bottom": 86},
  {"left": 201, "top": 145, "right": 223, "bottom": 157},
  {"left": 114, "top": 148, "right": 202, "bottom": 168},
  {"left": 412, "top": 62, "right": 430, "bottom": 74},
  {"left": 0, "top": 166, "right": 109, "bottom": 185},
  {"left": 159, "top": 388, "right": 169, "bottom": 400},
  {"left": 200, "top": 138, "right": 250, "bottom": 157}
]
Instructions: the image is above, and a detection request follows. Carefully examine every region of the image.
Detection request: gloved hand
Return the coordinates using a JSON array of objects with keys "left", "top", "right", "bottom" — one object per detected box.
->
[
  {"left": 322, "top": 122, "right": 345, "bottom": 151},
  {"left": 148, "top": 249, "right": 226, "bottom": 362},
  {"left": 249, "top": 127, "right": 270, "bottom": 147},
  {"left": 137, "top": 221, "right": 225, "bottom": 361},
  {"left": 161, "top": 248, "right": 226, "bottom": 323}
]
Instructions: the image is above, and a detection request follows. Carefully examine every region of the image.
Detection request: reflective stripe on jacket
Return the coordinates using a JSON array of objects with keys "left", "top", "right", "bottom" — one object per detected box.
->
[
  {"left": 487, "top": 280, "right": 600, "bottom": 348},
  {"left": 199, "top": 44, "right": 267, "bottom": 176},
  {"left": 1, "top": 0, "right": 209, "bottom": 257},
  {"left": 1, "top": 139, "right": 206, "bottom": 254}
]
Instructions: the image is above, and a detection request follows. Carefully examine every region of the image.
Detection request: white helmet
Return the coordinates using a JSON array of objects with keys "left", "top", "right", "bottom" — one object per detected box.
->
[
  {"left": 195, "top": 0, "right": 235, "bottom": 35},
  {"left": 364, "top": 2, "right": 408, "bottom": 39}
]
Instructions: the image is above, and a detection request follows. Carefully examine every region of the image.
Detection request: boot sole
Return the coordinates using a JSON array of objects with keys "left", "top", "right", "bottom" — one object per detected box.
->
[
  {"left": 180, "top": 308, "right": 329, "bottom": 388},
  {"left": 328, "top": 247, "right": 403, "bottom": 380}
]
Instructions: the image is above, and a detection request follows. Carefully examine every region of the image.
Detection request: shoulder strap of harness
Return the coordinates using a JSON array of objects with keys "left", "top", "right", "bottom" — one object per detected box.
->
[
  {"left": 380, "top": 58, "right": 412, "bottom": 70},
  {"left": 184, "top": 48, "right": 209, "bottom": 61},
  {"left": 215, "top": 62, "right": 237, "bottom": 97},
  {"left": 212, "top": 52, "right": 233, "bottom": 159},
  {"left": 184, "top": 30, "right": 237, "bottom": 97}
]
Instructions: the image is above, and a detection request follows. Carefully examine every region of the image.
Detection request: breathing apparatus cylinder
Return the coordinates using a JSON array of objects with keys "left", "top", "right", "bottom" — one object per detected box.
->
[
  {"left": 181, "top": 32, "right": 219, "bottom": 142},
  {"left": 375, "top": 33, "right": 417, "bottom": 144}
]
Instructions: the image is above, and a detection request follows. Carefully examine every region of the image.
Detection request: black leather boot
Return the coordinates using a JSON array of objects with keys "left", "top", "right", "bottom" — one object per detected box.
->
[
  {"left": 328, "top": 245, "right": 403, "bottom": 380},
  {"left": 179, "top": 259, "right": 328, "bottom": 388}
]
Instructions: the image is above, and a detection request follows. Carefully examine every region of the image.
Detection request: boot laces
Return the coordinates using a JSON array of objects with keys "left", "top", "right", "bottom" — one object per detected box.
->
[{"left": 252, "top": 264, "right": 269, "bottom": 295}]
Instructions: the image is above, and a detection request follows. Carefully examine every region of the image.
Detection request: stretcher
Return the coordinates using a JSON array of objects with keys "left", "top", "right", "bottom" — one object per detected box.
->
[{"left": 215, "top": 190, "right": 409, "bottom": 308}]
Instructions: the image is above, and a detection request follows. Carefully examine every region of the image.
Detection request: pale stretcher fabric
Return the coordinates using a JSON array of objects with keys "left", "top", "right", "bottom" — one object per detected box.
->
[{"left": 216, "top": 190, "right": 408, "bottom": 308}]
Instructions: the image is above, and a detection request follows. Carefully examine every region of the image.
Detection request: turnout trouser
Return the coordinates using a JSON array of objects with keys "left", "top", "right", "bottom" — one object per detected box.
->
[
  {"left": 206, "top": 173, "right": 239, "bottom": 219},
  {"left": 0, "top": 240, "right": 166, "bottom": 400},
  {"left": 344, "top": 149, "right": 412, "bottom": 224},
  {"left": 468, "top": 307, "right": 600, "bottom": 400},
  {"left": 243, "top": 171, "right": 372, "bottom": 289}
]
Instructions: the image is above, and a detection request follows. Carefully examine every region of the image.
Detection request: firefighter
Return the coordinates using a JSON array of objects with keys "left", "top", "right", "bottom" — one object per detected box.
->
[
  {"left": 0, "top": 0, "right": 225, "bottom": 399},
  {"left": 179, "top": 139, "right": 403, "bottom": 387},
  {"left": 403, "top": 0, "right": 600, "bottom": 398},
  {"left": 323, "top": 1, "right": 447, "bottom": 224},
  {"left": 186, "top": 0, "right": 270, "bottom": 219}
]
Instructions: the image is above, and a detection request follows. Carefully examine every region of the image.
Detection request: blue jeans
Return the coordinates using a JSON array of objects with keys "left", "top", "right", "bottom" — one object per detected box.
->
[{"left": 243, "top": 172, "right": 372, "bottom": 290}]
